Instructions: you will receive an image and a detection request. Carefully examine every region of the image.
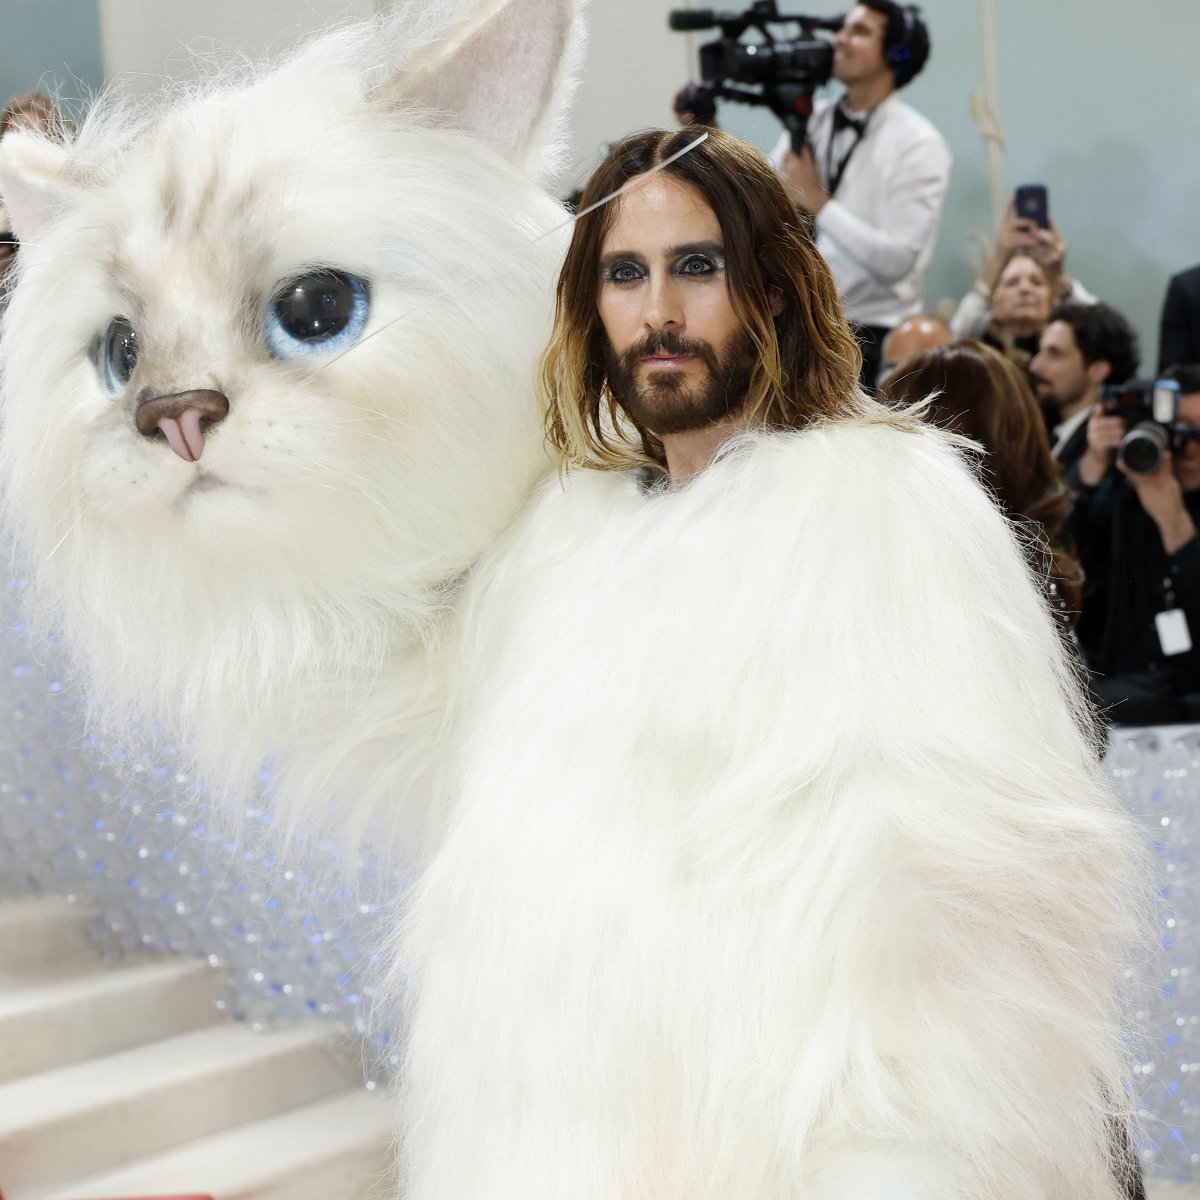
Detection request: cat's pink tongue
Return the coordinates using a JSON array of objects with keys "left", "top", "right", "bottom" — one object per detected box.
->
[{"left": 156, "top": 410, "right": 206, "bottom": 462}]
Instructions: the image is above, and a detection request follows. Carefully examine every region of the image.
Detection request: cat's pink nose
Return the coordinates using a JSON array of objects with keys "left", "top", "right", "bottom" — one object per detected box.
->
[{"left": 135, "top": 389, "right": 230, "bottom": 462}]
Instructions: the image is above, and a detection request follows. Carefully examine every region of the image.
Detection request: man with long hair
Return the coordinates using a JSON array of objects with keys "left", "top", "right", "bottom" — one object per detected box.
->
[
  {"left": 543, "top": 129, "right": 873, "bottom": 481},
  {"left": 439, "top": 128, "right": 1146, "bottom": 1197}
]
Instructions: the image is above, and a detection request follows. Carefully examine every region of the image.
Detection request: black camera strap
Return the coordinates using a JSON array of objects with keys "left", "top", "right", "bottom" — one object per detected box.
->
[{"left": 825, "top": 106, "right": 872, "bottom": 198}]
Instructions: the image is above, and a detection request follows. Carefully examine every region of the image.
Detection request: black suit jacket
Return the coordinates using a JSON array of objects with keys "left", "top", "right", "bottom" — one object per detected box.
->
[
  {"left": 1159, "top": 263, "right": 1200, "bottom": 372},
  {"left": 1052, "top": 414, "right": 1091, "bottom": 474}
]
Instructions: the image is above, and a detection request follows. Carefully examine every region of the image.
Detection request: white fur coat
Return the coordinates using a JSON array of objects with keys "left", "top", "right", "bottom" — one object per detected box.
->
[
  {"left": 392, "top": 418, "right": 1144, "bottom": 1200},
  {"left": 0, "top": 2, "right": 1145, "bottom": 1195}
]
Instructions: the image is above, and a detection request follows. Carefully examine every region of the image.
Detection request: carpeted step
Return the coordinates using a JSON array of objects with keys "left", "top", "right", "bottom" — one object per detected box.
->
[
  {"left": 0, "top": 956, "right": 224, "bottom": 1084},
  {"left": 0, "top": 896, "right": 97, "bottom": 971},
  {"left": 48, "top": 1089, "right": 394, "bottom": 1200},
  {"left": 0, "top": 1022, "right": 357, "bottom": 1197}
]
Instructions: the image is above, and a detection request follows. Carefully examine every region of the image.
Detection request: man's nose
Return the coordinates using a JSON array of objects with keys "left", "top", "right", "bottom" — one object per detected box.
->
[{"left": 642, "top": 276, "right": 683, "bottom": 331}]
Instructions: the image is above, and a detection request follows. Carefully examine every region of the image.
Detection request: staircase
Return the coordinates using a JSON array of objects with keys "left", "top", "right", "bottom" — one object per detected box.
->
[
  {"left": 0, "top": 894, "right": 394, "bottom": 1200},
  {"left": 4, "top": 896, "right": 1193, "bottom": 1200}
]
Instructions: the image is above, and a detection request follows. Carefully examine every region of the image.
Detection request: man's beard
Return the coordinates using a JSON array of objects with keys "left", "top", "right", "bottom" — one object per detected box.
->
[
  {"left": 1046, "top": 378, "right": 1089, "bottom": 415},
  {"left": 605, "top": 328, "right": 758, "bottom": 438}
]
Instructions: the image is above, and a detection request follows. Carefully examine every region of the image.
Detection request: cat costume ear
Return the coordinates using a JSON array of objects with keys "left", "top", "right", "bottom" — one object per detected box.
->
[
  {"left": 381, "top": 0, "right": 584, "bottom": 179},
  {"left": 0, "top": 0, "right": 584, "bottom": 243},
  {"left": 0, "top": 133, "right": 75, "bottom": 249}
]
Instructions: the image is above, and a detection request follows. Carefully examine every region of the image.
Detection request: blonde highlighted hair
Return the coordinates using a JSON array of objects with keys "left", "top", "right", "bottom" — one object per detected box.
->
[{"left": 541, "top": 128, "right": 872, "bottom": 473}]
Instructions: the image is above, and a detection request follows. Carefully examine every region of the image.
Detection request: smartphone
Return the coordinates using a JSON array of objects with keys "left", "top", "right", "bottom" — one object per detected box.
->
[{"left": 1014, "top": 183, "right": 1049, "bottom": 229}]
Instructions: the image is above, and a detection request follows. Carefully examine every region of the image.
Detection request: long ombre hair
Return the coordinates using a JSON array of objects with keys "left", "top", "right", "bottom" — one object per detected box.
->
[
  {"left": 882, "top": 340, "right": 1084, "bottom": 616},
  {"left": 542, "top": 128, "right": 870, "bottom": 473}
]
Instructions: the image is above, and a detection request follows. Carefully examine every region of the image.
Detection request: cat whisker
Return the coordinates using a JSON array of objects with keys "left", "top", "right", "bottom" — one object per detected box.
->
[
  {"left": 38, "top": 471, "right": 80, "bottom": 512},
  {"left": 283, "top": 454, "right": 393, "bottom": 518},
  {"left": 310, "top": 133, "right": 711, "bottom": 377},
  {"left": 351, "top": 408, "right": 415, "bottom": 430},
  {"left": 268, "top": 406, "right": 415, "bottom": 434},
  {"left": 302, "top": 478, "right": 391, "bottom": 518},
  {"left": 45, "top": 509, "right": 86, "bottom": 562},
  {"left": 241, "top": 415, "right": 392, "bottom": 443}
]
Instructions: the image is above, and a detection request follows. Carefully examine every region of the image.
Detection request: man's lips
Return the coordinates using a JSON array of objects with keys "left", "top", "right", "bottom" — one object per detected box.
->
[{"left": 642, "top": 354, "right": 695, "bottom": 369}]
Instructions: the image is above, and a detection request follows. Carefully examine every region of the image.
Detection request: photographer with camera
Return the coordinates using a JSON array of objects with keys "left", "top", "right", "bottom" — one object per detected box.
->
[
  {"left": 1029, "top": 301, "right": 1139, "bottom": 472},
  {"left": 770, "top": 3, "right": 950, "bottom": 384},
  {"left": 1067, "top": 362, "right": 1200, "bottom": 725}
]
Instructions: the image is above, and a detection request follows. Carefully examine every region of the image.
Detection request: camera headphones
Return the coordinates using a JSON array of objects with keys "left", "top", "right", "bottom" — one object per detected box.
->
[{"left": 884, "top": 4, "right": 922, "bottom": 71}]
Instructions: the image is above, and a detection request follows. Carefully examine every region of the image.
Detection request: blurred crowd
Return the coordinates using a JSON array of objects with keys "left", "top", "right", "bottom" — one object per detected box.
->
[
  {"left": 675, "top": 0, "right": 1200, "bottom": 728},
  {"left": 879, "top": 208, "right": 1200, "bottom": 726}
]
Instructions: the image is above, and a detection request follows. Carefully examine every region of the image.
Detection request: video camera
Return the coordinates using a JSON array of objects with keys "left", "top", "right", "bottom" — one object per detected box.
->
[
  {"left": 669, "top": 3, "right": 843, "bottom": 153},
  {"left": 1101, "top": 379, "right": 1200, "bottom": 475}
]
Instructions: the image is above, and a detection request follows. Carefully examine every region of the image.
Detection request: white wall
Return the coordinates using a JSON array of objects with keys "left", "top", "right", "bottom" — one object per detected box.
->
[
  {"left": 0, "top": 0, "right": 103, "bottom": 115},
  {"left": 97, "top": 0, "right": 380, "bottom": 91},
  {"left": 559, "top": 0, "right": 695, "bottom": 191}
]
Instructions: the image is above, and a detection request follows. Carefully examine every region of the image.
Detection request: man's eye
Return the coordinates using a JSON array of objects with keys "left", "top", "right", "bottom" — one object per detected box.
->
[
  {"left": 603, "top": 262, "right": 644, "bottom": 285},
  {"left": 676, "top": 254, "right": 722, "bottom": 278}
]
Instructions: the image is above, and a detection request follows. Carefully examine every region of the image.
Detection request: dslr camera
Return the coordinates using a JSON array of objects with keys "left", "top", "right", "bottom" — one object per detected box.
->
[
  {"left": 670, "top": 2, "right": 842, "bottom": 152},
  {"left": 1101, "top": 378, "right": 1200, "bottom": 475}
]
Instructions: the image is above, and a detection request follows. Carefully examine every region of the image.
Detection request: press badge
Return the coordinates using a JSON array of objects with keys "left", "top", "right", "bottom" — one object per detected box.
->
[{"left": 1156, "top": 608, "right": 1193, "bottom": 657}]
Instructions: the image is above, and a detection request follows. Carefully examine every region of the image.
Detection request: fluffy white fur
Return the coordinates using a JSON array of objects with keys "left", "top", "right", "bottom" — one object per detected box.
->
[
  {"left": 0, "top": 0, "right": 580, "bottom": 847},
  {"left": 392, "top": 419, "right": 1146, "bottom": 1199},
  {"left": 0, "top": 2, "right": 1147, "bottom": 1197}
]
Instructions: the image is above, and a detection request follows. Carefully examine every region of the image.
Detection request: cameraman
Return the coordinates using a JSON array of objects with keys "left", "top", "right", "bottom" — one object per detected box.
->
[
  {"left": 771, "top": 2, "right": 951, "bottom": 384},
  {"left": 1068, "top": 363, "right": 1200, "bottom": 725}
]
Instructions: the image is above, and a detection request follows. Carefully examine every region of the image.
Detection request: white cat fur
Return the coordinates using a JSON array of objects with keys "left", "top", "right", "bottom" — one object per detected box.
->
[
  {"left": 0, "top": 0, "right": 581, "bottom": 847},
  {"left": 392, "top": 418, "right": 1145, "bottom": 1199}
]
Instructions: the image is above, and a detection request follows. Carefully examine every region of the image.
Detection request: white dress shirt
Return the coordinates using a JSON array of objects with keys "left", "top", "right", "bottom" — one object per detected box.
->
[
  {"left": 1051, "top": 403, "right": 1093, "bottom": 461},
  {"left": 772, "top": 93, "right": 951, "bottom": 329}
]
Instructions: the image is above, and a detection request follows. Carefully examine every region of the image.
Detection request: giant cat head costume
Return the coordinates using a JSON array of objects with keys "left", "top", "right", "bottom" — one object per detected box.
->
[{"left": 0, "top": 0, "right": 580, "bottom": 842}]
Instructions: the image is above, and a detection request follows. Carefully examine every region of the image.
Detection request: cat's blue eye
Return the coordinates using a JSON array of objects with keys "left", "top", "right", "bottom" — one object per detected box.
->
[
  {"left": 97, "top": 316, "right": 139, "bottom": 392},
  {"left": 265, "top": 269, "right": 369, "bottom": 359}
]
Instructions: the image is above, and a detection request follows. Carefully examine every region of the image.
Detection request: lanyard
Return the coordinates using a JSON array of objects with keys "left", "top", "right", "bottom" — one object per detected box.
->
[{"left": 824, "top": 109, "right": 871, "bottom": 198}]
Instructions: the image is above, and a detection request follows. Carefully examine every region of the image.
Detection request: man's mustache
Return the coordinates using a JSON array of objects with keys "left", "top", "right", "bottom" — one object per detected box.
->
[{"left": 621, "top": 331, "right": 719, "bottom": 373}]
